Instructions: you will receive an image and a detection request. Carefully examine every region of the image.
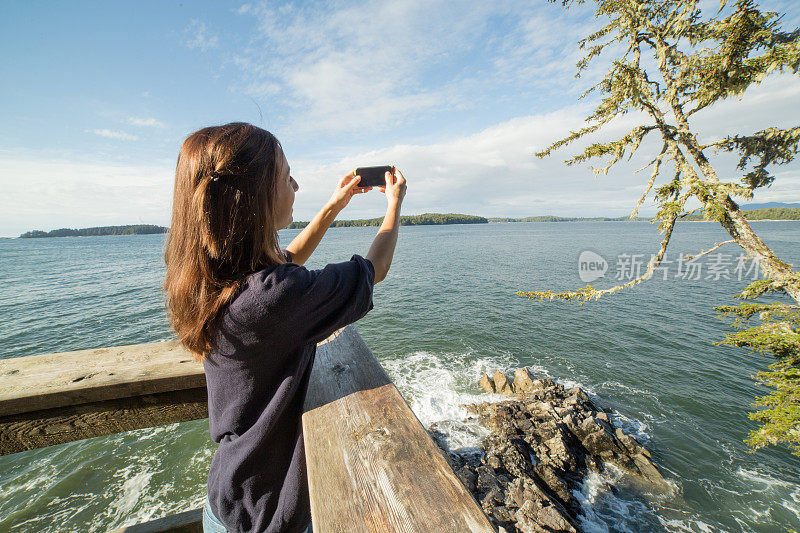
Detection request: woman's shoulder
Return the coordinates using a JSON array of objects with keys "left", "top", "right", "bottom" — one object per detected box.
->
[
  {"left": 220, "top": 263, "right": 303, "bottom": 325},
  {"left": 237, "top": 254, "right": 374, "bottom": 312},
  {"left": 243, "top": 262, "right": 305, "bottom": 299}
]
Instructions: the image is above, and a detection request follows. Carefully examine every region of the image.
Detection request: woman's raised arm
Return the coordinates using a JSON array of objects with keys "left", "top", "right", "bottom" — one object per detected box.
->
[
  {"left": 285, "top": 172, "right": 371, "bottom": 265},
  {"left": 366, "top": 168, "right": 406, "bottom": 284}
]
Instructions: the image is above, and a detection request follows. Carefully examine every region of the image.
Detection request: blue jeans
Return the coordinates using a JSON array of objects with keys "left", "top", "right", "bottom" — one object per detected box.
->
[
  {"left": 203, "top": 497, "right": 312, "bottom": 532},
  {"left": 203, "top": 497, "right": 228, "bottom": 533}
]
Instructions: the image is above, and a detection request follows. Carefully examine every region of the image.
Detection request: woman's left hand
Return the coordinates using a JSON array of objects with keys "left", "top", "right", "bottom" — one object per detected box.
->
[{"left": 328, "top": 171, "right": 372, "bottom": 212}]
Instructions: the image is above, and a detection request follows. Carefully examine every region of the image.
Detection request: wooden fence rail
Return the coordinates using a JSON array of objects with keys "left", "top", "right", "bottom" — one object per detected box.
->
[{"left": 0, "top": 326, "right": 495, "bottom": 532}]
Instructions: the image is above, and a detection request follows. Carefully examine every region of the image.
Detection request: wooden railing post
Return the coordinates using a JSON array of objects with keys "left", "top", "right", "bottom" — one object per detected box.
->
[{"left": 303, "top": 326, "right": 495, "bottom": 532}]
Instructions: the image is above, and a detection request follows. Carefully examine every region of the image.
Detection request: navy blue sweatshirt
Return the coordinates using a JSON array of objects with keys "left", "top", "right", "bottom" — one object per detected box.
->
[{"left": 203, "top": 251, "right": 375, "bottom": 532}]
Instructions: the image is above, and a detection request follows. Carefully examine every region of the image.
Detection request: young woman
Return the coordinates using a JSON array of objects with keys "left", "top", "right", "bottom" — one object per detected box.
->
[{"left": 164, "top": 122, "right": 406, "bottom": 532}]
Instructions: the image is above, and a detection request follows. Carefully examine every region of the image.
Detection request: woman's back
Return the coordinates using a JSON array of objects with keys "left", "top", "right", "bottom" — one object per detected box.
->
[{"left": 204, "top": 253, "right": 375, "bottom": 533}]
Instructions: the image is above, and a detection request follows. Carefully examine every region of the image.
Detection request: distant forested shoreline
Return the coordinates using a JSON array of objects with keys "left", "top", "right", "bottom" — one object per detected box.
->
[
  {"left": 19, "top": 225, "right": 168, "bottom": 238},
  {"left": 681, "top": 206, "right": 800, "bottom": 221},
  {"left": 287, "top": 213, "right": 487, "bottom": 229},
  {"left": 488, "top": 206, "right": 800, "bottom": 223},
  {"left": 488, "top": 215, "right": 647, "bottom": 222},
  {"left": 15, "top": 207, "right": 799, "bottom": 238}
]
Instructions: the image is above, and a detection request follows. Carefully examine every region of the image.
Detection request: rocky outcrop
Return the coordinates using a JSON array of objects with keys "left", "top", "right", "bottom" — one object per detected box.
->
[{"left": 428, "top": 369, "right": 669, "bottom": 533}]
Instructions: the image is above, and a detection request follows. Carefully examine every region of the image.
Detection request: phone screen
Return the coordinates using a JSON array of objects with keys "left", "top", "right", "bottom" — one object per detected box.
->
[{"left": 355, "top": 166, "right": 393, "bottom": 188}]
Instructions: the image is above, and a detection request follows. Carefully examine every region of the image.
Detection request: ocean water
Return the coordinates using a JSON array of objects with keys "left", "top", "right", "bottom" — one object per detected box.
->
[{"left": 0, "top": 221, "right": 798, "bottom": 532}]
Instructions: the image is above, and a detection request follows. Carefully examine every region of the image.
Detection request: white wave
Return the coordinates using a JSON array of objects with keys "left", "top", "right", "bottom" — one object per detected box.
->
[
  {"left": 598, "top": 380, "right": 656, "bottom": 398},
  {"left": 658, "top": 518, "right": 718, "bottom": 532},
  {"left": 609, "top": 411, "right": 651, "bottom": 444},
  {"left": 737, "top": 467, "right": 800, "bottom": 517},
  {"left": 557, "top": 377, "right": 596, "bottom": 395},
  {"left": 572, "top": 464, "right": 670, "bottom": 533},
  {"left": 105, "top": 465, "right": 154, "bottom": 519},
  {"left": 381, "top": 349, "right": 520, "bottom": 451}
]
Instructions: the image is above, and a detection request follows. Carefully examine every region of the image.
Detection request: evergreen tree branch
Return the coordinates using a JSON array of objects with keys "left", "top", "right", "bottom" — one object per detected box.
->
[
  {"left": 631, "top": 142, "right": 669, "bottom": 218},
  {"left": 683, "top": 239, "right": 737, "bottom": 260}
]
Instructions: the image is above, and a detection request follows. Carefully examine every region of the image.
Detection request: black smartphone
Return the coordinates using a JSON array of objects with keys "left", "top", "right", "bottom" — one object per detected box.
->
[{"left": 354, "top": 166, "right": 394, "bottom": 188}]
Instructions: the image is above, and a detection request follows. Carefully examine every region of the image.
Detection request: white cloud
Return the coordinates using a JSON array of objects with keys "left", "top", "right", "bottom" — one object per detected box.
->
[
  {"left": 0, "top": 153, "right": 173, "bottom": 237},
  {"left": 227, "top": 0, "right": 800, "bottom": 144},
  {"left": 184, "top": 19, "right": 219, "bottom": 51},
  {"left": 87, "top": 129, "right": 139, "bottom": 141},
  {"left": 127, "top": 117, "right": 166, "bottom": 128},
  {"left": 285, "top": 75, "right": 800, "bottom": 221},
  {"left": 287, "top": 106, "right": 647, "bottom": 220},
  {"left": 231, "top": 1, "right": 596, "bottom": 134}
]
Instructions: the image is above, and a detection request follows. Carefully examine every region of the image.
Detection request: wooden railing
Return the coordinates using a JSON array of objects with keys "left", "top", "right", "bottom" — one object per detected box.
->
[{"left": 0, "top": 326, "right": 495, "bottom": 532}]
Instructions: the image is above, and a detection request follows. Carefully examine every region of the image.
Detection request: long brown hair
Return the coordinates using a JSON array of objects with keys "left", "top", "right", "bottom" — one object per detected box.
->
[{"left": 164, "top": 122, "right": 287, "bottom": 361}]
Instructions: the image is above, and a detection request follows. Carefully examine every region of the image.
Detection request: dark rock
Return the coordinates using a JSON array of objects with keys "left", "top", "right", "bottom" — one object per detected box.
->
[
  {"left": 477, "top": 465, "right": 502, "bottom": 494},
  {"left": 532, "top": 419, "right": 560, "bottom": 442},
  {"left": 513, "top": 368, "right": 536, "bottom": 394},
  {"left": 514, "top": 499, "right": 578, "bottom": 533},
  {"left": 562, "top": 413, "right": 579, "bottom": 434},
  {"left": 542, "top": 432, "right": 578, "bottom": 472},
  {"left": 495, "top": 370, "right": 514, "bottom": 396},
  {"left": 615, "top": 427, "right": 638, "bottom": 454},
  {"left": 429, "top": 368, "right": 667, "bottom": 532},
  {"left": 480, "top": 373, "right": 496, "bottom": 394},
  {"left": 492, "top": 437, "right": 536, "bottom": 479},
  {"left": 515, "top": 418, "right": 534, "bottom": 432},
  {"left": 486, "top": 451, "right": 503, "bottom": 470},
  {"left": 506, "top": 477, "right": 546, "bottom": 508},
  {"left": 533, "top": 463, "right": 572, "bottom": 507},
  {"left": 564, "top": 394, "right": 580, "bottom": 409},
  {"left": 488, "top": 505, "right": 518, "bottom": 530},
  {"left": 581, "top": 430, "right": 622, "bottom": 459},
  {"left": 631, "top": 453, "right": 670, "bottom": 491},
  {"left": 580, "top": 416, "right": 603, "bottom": 435},
  {"left": 456, "top": 466, "right": 477, "bottom": 493},
  {"left": 482, "top": 487, "right": 506, "bottom": 508}
]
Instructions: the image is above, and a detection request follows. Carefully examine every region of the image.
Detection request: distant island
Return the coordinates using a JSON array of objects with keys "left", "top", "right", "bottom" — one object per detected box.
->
[
  {"left": 19, "top": 224, "right": 168, "bottom": 238},
  {"left": 288, "top": 213, "right": 487, "bottom": 229}
]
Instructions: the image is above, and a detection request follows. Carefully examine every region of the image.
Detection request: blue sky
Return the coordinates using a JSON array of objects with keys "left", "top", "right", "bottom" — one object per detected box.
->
[{"left": 1, "top": 0, "right": 799, "bottom": 237}]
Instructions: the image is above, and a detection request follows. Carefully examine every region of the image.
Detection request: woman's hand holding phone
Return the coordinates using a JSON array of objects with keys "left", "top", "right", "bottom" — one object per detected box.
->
[
  {"left": 328, "top": 171, "right": 372, "bottom": 213},
  {"left": 379, "top": 167, "right": 406, "bottom": 206},
  {"left": 330, "top": 165, "right": 405, "bottom": 213}
]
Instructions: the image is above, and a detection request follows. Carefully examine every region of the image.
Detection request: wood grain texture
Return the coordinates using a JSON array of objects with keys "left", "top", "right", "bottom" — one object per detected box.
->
[
  {"left": 0, "top": 340, "right": 204, "bottom": 417},
  {"left": 0, "top": 387, "right": 208, "bottom": 456},
  {"left": 303, "top": 325, "right": 495, "bottom": 533}
]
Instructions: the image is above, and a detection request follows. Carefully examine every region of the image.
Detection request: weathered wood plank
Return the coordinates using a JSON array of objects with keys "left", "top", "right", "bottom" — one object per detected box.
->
[
  {"left": 109, "top": 508, "right": 202, "bottom": 532},
  {"left": 0, "top": 340, "right": 203, "bottom": 417},
  {"left": 0, "top": 331, "right": 344, "bottom": 455},
  {"left": 0, "top": 387, "right": 208, "bottom": 455},
  {"left": 303, "top": 326, "right": 495, "bottom": 533}
]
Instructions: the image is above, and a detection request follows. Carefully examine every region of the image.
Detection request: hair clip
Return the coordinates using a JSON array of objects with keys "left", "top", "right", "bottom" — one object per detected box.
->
[{"left": 210, "top": 171, "right": 222, "bottom": 182}]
